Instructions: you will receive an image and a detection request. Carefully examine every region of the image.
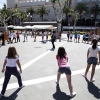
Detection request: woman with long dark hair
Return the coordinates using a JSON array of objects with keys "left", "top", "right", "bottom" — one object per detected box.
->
[
  {"left": 0, "top": 47, "right": 23, "bottom": 96},
  {"left": 82, "top": 38, "right": 100, "bottom": 82},
  {"left": 56, "top": 47, "right": 76, "bottom": 97}
]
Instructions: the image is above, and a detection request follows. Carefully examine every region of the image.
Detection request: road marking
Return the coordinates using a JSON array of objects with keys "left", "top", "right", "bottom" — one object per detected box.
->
[
  {"left": 0, "top": 65, "right": 100, "bottom": 91},
  {"left": 0, "top": 41, "right": 66, "bottom": 86}
]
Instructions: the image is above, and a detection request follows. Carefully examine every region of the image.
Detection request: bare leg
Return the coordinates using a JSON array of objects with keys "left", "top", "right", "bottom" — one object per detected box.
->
[
  {"left": 66, "top": 74, "right": 73, "bottom": 94},
  {"left": 57, "top": 72, "right": 61, "bottom": 84},
  {"left": 90, "top": 65, "right": 96, "bottom": 80},
  {"left": 85, "top": 64, "right": 91, "bottom": 76}
]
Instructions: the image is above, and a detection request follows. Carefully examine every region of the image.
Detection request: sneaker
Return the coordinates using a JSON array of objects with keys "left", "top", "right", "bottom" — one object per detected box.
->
[
  {"left": 70, "top": 92, "right": 76, "bottom": 98},
  {"left": 19, "top": 85, "right": 25, "bottom": 88},
  {"left": 90, "top": 79, "right": 95, "bottom": 82},
  {"left": 55, "top": 80, "right": 59, "bottom": 84},
  {"left": 82, "top": 74, "right": 87, "bottom": 78}
]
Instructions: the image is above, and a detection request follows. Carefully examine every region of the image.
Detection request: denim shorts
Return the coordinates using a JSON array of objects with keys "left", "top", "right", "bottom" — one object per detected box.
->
[
  {"left": 58, "top": 67, "right": 71, "bottom": 75},
  {"left": 87, "top": 57, "right": 98, "bottom": 65}
]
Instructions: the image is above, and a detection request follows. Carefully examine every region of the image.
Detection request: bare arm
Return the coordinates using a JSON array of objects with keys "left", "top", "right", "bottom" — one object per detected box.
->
[
  {"left": 87, "top": 50, "right": 89, "bottom": 60},
  {"left": 2, "top": 59, "right": 7, "bottom": 73},
  {"left": 16, "top": 60, "right": 22, "bottom": 73},
  {"left": 98, "top": 51, "right": 100, "bottom": 64}
]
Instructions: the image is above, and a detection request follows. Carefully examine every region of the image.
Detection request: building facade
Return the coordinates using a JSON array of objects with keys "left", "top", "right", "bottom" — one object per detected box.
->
[
  {"left": 7, "top": 0, "right": 100, "bottom": 25},
  {"left": 7, "top": 0, "right": 73, "bottom": 21}
]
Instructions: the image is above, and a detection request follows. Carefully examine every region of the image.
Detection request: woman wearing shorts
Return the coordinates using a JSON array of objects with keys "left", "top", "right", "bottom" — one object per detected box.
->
[
  {"left": 82, "top": 38, "right": 100, "bottom": 82},
  {"left": 56, "top": 47, "right": 76, "bottom": 97}
]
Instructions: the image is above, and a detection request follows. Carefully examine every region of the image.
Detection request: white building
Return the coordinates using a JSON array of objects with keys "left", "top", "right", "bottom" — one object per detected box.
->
[{"left": 7, "top": 0, "right": 75, "bottom": 21}]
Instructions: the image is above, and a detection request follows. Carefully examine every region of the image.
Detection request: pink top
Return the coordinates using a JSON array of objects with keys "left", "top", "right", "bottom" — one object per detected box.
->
[{"left": 56, "top": 55, "right": 70, "bottom": 68}]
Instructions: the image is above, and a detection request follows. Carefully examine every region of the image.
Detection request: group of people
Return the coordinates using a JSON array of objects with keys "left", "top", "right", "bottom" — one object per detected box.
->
[
  {"left": 0, "top": 36, "right": 100, "bottom": 98},
  {"left": 0, "top": 30, "right": 20, "bottom": 47},
  {"left": 66, "top": 31, "right": 100, "bottom": 44}
]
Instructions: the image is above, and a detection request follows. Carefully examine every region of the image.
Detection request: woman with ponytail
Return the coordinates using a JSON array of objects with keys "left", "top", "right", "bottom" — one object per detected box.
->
[{"left": 82, "top": 38, "right": 100, "bottom": 82}]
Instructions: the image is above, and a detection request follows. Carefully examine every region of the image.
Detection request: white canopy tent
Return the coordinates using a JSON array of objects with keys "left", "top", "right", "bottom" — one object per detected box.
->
[
  {"left": 7, "top": 25, "right": 15, "bottom": 28},
  {"left": 24, "top": 25, "right": 33, "bottom": 29},
  {"left": 14, "top": 26, "right": 25, "bottom": 29},
  {"left": 32, "top": 25, "right": 56, "bottom": 29}
]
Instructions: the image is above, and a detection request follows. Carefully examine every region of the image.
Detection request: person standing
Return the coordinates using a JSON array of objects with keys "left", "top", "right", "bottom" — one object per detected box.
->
[
  {"left": 8, "top": 32, "right": 12, "bottom": 44},
  {"left": 82, "top": 38, "right": 100, "bottom": 82},
  {"left": 42, "top": 31, "right": 44, "bottom": 42},
  {"left": 74, "top": 32, "right": 78, "bottom": 43},
  {"left": 23, "top": 31, "right": 28, "bottom": 42},
  {"left": 67, "top": 32, "right": 70, "bottom": 41},
  {"left": 46, "top": 31, "right": 49, "bottom": 42},
  {"left": 51, "top": 31, "right": 56, "bottom": 49},
  {"left": 56, "top": 47, "right": 76, "bottom": 97},
  {"left": 34, "top": 31, "right": 37, "bottom": 42},
  {"left": 59, "top": 31, "right": 62, "bottom": 42},
  {"left": 16, "top": 31, "right": 20, "bottom": 42},
  {"left": 1, "top": 32, "right": 5, "bottom": 46},
  {"left": 77, "top": 33, "right": 80, "bottom": 43},
  {"left": 69, "top": 32, "right": 73, "bottom": 42},
  {"left": 0, "top": 47, "right": 24, "bottom": 96},
  {"left": 12, "top": 31, "right": 17, "bottom": 43}
]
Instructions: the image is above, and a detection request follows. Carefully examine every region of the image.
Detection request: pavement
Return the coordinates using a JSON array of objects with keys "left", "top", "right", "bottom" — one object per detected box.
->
[{"left": 0, "top": 34, "right": 100, "bottom": 100}]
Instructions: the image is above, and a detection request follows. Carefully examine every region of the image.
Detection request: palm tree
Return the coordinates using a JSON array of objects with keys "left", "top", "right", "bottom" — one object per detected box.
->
[
  {"left": 51, "top": 0, "right": 72, "bottom": 33},
  {"left": 26, "top": 6, "right": 35, "bottom": 21},
  {"left": 12, "top": 3, "right": 21, "bottom": 25},
  {"left": 36, "top": 6, "right": 48, "bottom": 21},
  {"left": 68, "top": 9, "right": 79, "bottom": 32},
  {"left": 75, "top": 2, "right": 88, "bottom": 19},
  {"left": 63, "top": 6, "right": 71, "bottom": 25},
  {"left": 90, "top": 4, "right": 100, "bottom": 26},
  {"left": 19, "top": 11, "right": 27, "bottom": 25}
]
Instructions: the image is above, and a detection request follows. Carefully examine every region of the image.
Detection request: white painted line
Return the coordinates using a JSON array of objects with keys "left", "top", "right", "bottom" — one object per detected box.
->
[
  {"left": 0, "top": 41, "right": 66, "bottom": 86},
  {"left": 0, "top": 65, "right": 100, "bottom": 91}
]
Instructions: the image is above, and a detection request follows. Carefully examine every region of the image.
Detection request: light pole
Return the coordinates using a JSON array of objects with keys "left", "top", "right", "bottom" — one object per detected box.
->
[{"left": 91, "top": 14, "right": 93, "bottom": 31}]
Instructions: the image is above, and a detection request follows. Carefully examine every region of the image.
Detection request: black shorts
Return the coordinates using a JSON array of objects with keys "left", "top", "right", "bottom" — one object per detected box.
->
[{"left": 58, "top": 67, "right": 71, "bottom": 75}]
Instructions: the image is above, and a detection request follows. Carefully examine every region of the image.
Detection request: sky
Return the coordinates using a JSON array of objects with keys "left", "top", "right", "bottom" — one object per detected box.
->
[{"left": 0, "top": 0, "right": 6, "bottom": 9}]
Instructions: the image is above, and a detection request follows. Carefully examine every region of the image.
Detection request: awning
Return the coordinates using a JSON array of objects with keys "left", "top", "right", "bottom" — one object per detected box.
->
[{"left": 32, "top": 25, "right": 54, "bottom": 29}]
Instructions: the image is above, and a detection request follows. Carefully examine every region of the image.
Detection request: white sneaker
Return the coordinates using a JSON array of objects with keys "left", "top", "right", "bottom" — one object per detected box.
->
[
  {"left": 70, "top": 92, "right": 76, "bottom": 97},
  {"left": 82, "top": 74, "right": 87, "bottom": 78},
  {"left": 55, "top": 80, "right": 59, "bottom": 84},
  {"left": 19, "top": 85, "right": 25, "bottom": 88},
  {"left": 90, "top": 79, "right": 95, "bottom": 82}
]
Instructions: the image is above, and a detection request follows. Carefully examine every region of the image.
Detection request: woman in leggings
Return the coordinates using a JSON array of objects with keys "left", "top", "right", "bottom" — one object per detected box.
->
[
  {"left": 0, "top": 47, "right": 24, "bottom": 96},
  {"left": 56, "top": 47, "right": 76, "bottom": 97},
  {"left": 82, "top": 38, "right": 100, "bottom": 82}
]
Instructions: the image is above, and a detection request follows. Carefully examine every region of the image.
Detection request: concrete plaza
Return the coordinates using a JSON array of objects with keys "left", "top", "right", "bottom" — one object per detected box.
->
[{"left": 0, "top": 34, "right": 100, "bottom": 100}]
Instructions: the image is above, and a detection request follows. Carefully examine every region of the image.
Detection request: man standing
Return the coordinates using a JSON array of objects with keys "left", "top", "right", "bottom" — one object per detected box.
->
[{"left": 51, "top": 31, "right": 56, "bottom": 49}]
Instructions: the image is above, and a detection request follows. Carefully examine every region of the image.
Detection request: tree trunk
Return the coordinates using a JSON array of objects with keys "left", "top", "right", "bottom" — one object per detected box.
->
[{"left": 3, "top": 17, "right": 7, "bottom": 32}]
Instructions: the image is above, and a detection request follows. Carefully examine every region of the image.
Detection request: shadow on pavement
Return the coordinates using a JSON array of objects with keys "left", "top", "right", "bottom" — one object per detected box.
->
[
  {"left": 53, "top": 84, "right": 71, "bottom": 100},
  {"left": 85, "top": 78, "right": 100, "bottom": 99},
  {"left": 0, "top": 88, "right": 22, "bottom": 100}
]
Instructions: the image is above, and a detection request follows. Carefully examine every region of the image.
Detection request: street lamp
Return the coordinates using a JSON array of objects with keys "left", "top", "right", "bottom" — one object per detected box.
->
[{"left": 91, "top": 14, "right": 93, "bottom": 30}]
